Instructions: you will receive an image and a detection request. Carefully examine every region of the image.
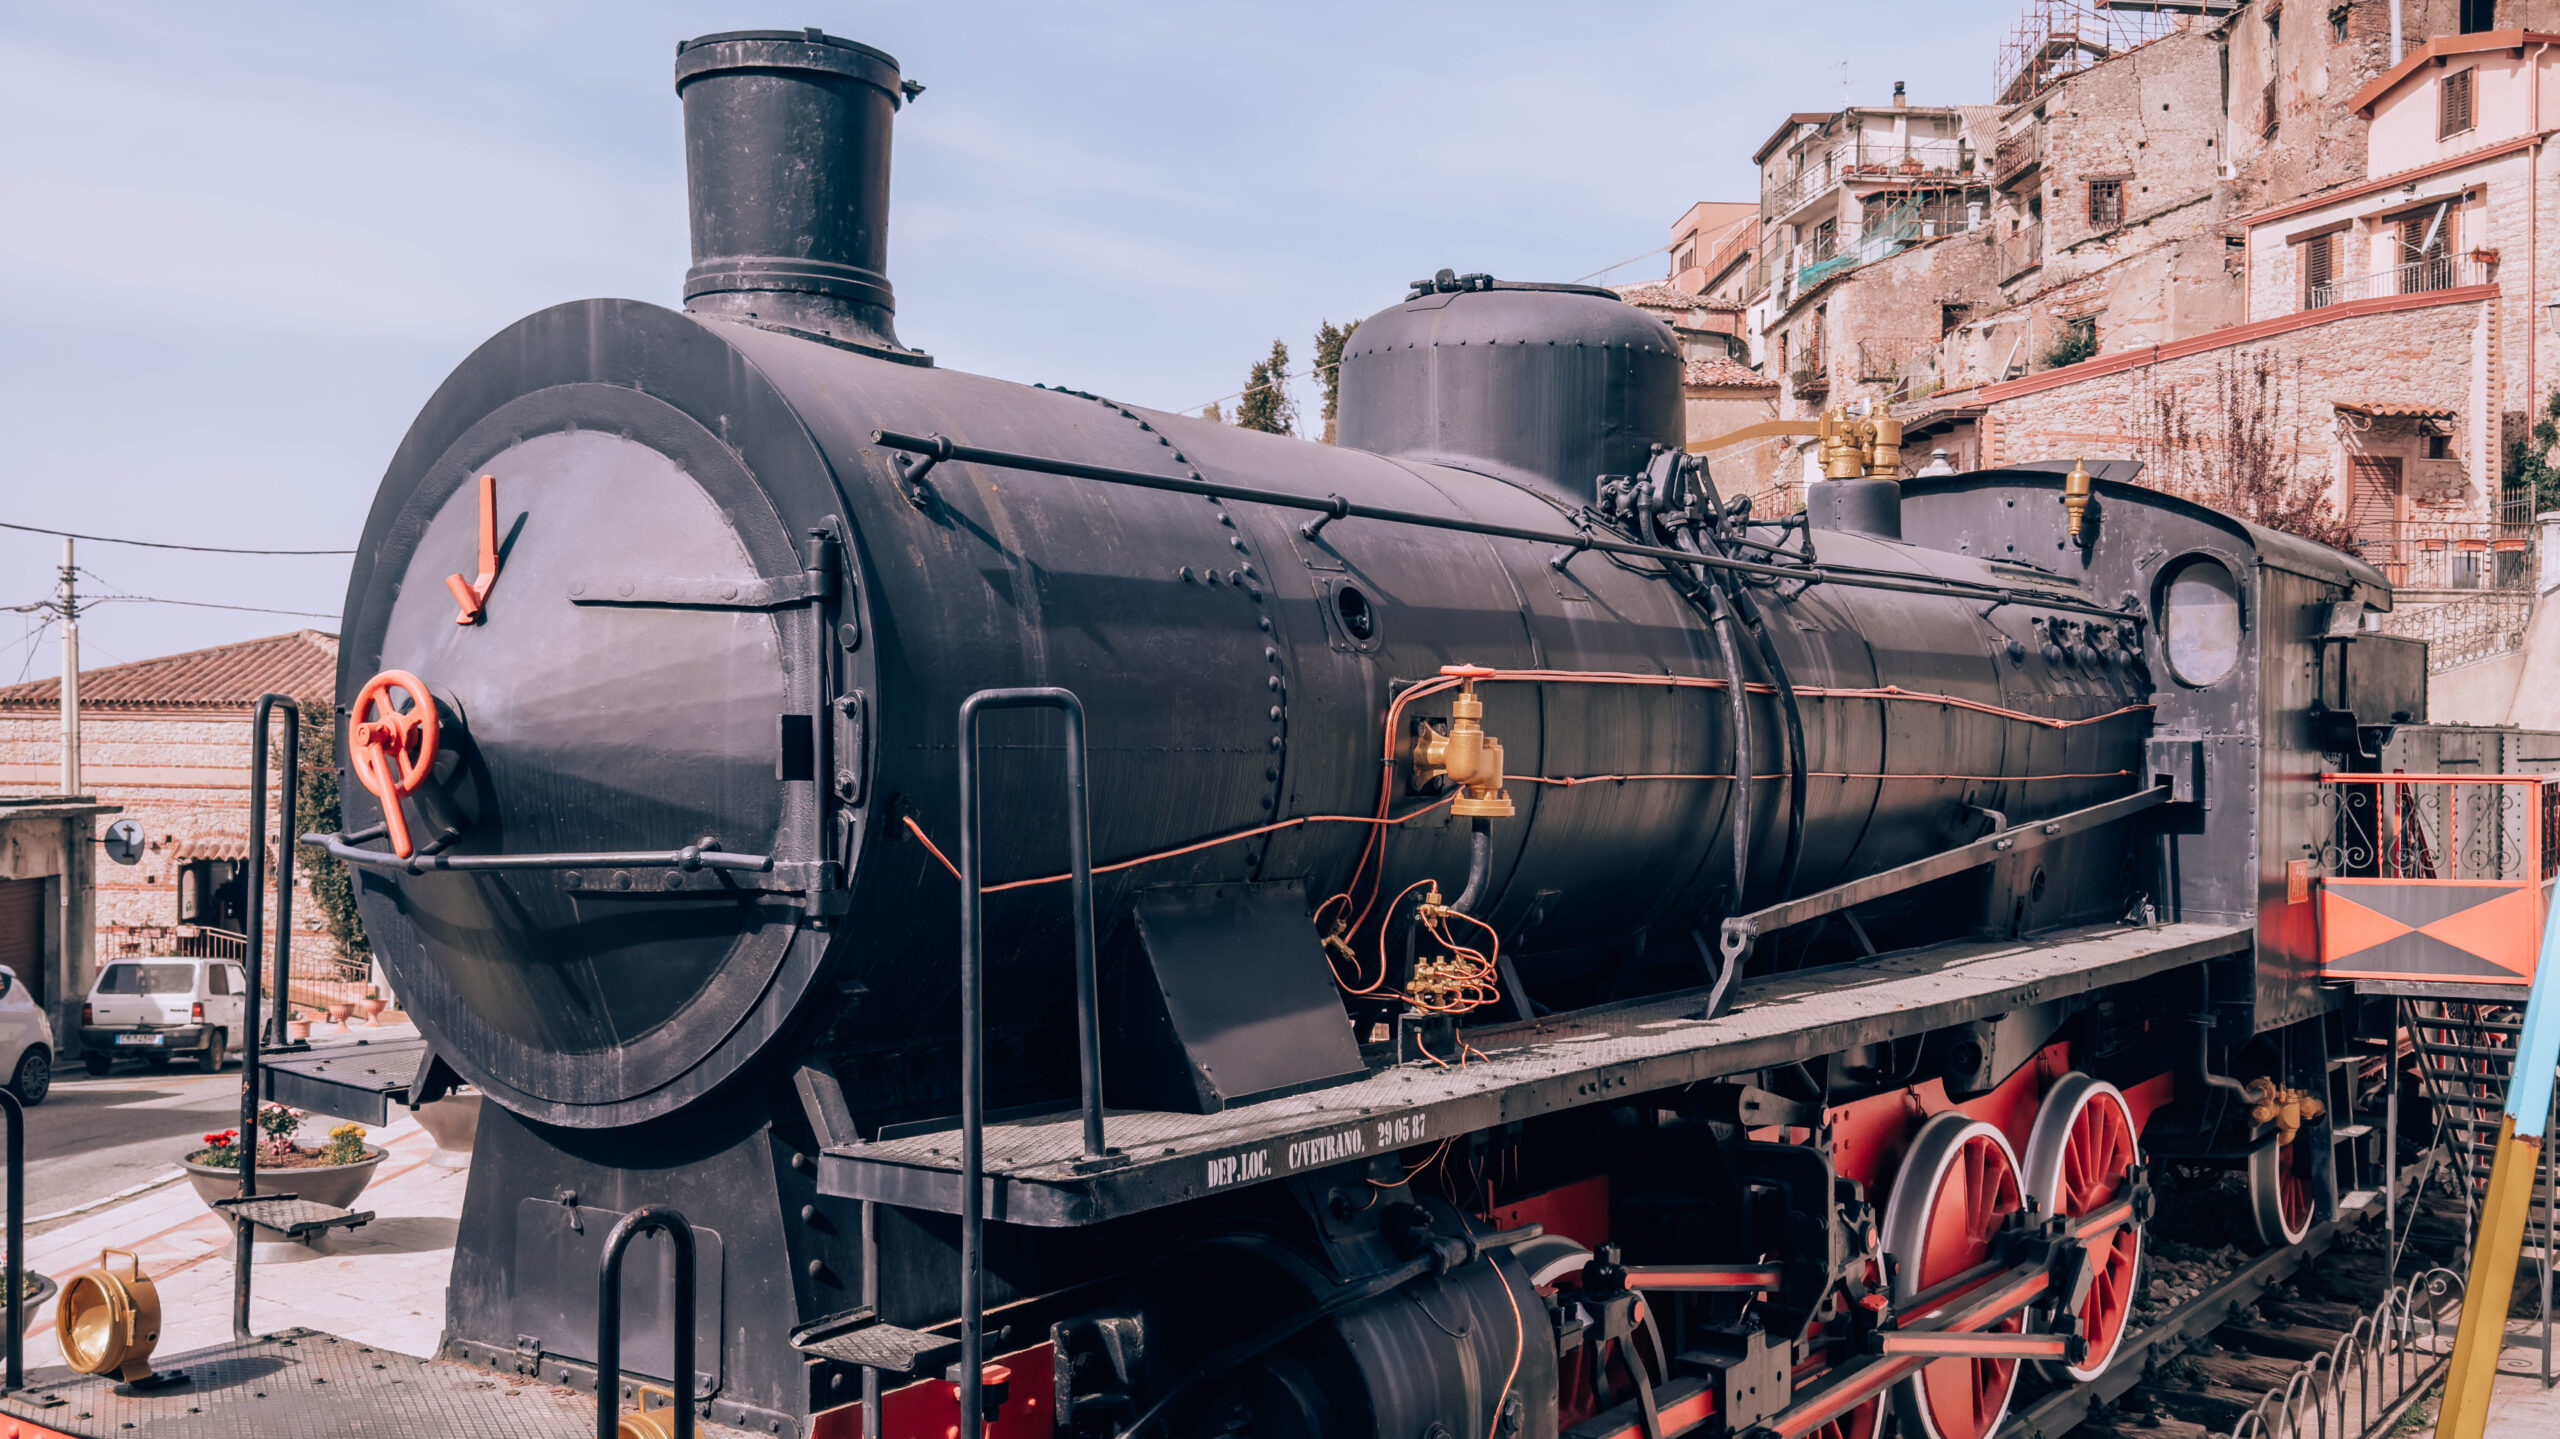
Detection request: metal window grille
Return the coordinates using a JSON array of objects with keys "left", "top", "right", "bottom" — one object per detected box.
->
[{"left": 2087, "top": 178, "right": 2123, "bottom": 229}]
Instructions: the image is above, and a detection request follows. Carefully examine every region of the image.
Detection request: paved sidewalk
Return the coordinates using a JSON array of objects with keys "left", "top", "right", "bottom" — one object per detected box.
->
[{"left": 21, "top": 1031, "right": 466, "bottom": 1366}]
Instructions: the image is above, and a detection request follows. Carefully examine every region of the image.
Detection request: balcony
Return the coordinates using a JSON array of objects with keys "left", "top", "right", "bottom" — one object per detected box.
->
[
  {"left": 1761, "top": 136, "right": 1979, "bottom": 223},
  {"left": 2364, "top": 519, "right": 2534, "bottom": 592},
  {"left": 2305, "top": 254, "right": 2490, "bottom": 311},
  {"left": 1998, "top": 222, "right": 2044, "bottom": 282},
  {"left": 1991, "top": 125, "right": 2043, "bottom": 188}
]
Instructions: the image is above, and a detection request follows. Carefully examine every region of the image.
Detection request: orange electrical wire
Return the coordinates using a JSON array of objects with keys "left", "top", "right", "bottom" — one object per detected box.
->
[
  {"left": 896, "top": 666, "right": 2151, "bottom": 1005},
  {"left": 897, "top": 794, "right": 1455, "bottom": 894}
]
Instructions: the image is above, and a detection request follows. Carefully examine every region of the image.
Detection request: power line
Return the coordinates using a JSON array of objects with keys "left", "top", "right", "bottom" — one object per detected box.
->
[
  {"left": 85, "top": 593, "right": 341, "bottom": 620},
  {"left": 1573, "top": 240, "right": 1673, "bottom": 284},
  {"left": 0, "top": 519, "right": 354, "bottom": 556}
]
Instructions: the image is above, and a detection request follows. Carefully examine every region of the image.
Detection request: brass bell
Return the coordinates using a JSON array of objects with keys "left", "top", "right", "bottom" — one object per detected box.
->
[{"left": 57, "top": 1248, "right": 164, "bottom": 1384}]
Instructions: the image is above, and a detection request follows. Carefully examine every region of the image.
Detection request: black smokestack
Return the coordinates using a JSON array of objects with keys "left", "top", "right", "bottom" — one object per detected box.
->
[{"left": 674, "top": 28, "right": 917, "bottom": 353}]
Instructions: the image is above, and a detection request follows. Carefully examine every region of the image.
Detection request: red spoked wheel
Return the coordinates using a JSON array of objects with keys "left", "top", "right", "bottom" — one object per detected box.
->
[
  {"left": 1884, "top": 1113, "right": 2026, "bottom": 1439},
  {"left": 349, "top": 670, "right": 439, "bottom": 858},
  {"left": 2248, "top": 1131, "right": 2320, "bottom": 1247},
  {"left": 2021, "top": 1073, "right": 2143, "bottom": 1381}
]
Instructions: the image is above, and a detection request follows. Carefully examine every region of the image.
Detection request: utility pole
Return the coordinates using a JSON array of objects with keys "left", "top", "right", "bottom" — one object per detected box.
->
[{"left": 57, "top": 538, "right": 80, "bottom": 798}]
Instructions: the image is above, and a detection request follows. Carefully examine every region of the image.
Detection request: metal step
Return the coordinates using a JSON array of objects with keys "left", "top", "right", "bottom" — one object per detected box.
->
[
  {"left": 2411, "top": 1041, "right": 2524, "bottom": 1061},
  {"left": 2332, "top": 1123, "right": 2374, "bottom": 1141}
]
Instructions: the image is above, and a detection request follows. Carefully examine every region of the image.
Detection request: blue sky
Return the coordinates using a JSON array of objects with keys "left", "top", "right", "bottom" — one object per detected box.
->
[{"left": 0, "top": 1, "right": 2012, "bottom": 678}]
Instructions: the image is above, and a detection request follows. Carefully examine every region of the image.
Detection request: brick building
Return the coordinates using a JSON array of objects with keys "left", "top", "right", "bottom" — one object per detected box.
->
[{"left": 0, "top": 631, "right": 345, "bottom": 997}]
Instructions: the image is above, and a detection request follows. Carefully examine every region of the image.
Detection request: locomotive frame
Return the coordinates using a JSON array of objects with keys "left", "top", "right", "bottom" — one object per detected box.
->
[{"left": 3, "top": 24, "right": 2474, "bottom": 1439}]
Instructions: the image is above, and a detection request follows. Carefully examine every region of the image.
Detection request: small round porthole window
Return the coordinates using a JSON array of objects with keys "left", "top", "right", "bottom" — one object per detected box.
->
[{"left": 2158, "top": 555, "right": 2242, "bottom": 687}]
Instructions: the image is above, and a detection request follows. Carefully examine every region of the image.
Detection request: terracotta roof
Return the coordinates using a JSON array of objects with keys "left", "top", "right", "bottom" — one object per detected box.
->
[
  {"left": 1684, "top": 357, "right": 1778, "bottom": 389},
  {"left": 1615, "top": 282, "right": 1707, "bottom": 311},
  {"left": 2348, "top": 30, "right": 2560, "bottom": 117},
  {"left": 2333, "top": 400, "right": 2456, "bottom": 418},
  {"left": 0, "top": 630, "right": 338, "bottom": 712},
  {"left": 1617, "top": 284, "right": 1746, "bottom": 320}
]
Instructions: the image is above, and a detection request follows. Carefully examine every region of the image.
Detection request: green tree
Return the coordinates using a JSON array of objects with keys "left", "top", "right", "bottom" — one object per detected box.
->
[
  {"left": 1234, "top": 339, "right": 1297, "bottom": 435},
  {"left": 2504, "top": 386, "right": 2560, "bottom": 515},
  {"left": 292, "top": 703, "right": 368, "bottom": 974},
  {"left": 1312, "top": 320, "right": 1355, "bottom": 443},
  {"left": 1200, "top": 401, "right": 1225, "bottom": 424}
]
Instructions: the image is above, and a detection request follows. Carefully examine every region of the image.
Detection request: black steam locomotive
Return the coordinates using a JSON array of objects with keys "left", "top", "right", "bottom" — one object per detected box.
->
[{"left": 270, "top": 26, "right": 2433, "bottom": 1439}]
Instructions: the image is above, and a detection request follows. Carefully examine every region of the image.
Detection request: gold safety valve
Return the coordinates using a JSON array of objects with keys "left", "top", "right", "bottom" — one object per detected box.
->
[
  {"left": 1865, "top": 414, "right": 1903, "bottom": 478},
  {"left": 1815, "top": 404, "right": 1906, "bottom": 479},
  {"left": 2061, "top": 457, "right": 2095, "bottom": 543},
  {"left": 1816, "top": 405, "right": 1868, "bottom": 480},
  {"left": 2242, "top": 1076, "right": 2326, "bottom": 1147},
  {"left": 1413, "top": 666, "right": 1514, "bottom": 818}
]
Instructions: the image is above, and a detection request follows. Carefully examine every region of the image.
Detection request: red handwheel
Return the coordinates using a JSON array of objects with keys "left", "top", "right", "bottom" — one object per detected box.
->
[{"left": 349, "top": 670, "right": 439, "bottom": 858}]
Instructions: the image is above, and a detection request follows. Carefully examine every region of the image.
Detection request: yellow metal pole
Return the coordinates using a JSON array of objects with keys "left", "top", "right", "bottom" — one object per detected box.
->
[{"left": 2436, "top": 817, "right": 2560, "bottom": 1439}]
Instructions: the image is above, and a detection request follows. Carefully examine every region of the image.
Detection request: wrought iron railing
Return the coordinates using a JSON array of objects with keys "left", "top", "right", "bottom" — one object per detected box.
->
[
  {"left": 2362, "top": 519, "right": 2534, "bottom": 591},
  {"left": 2319, "top": 775, "right": 2560, "bottom": 884},
  {"left": 2220, "top": 1269, "right": 2464, "bottom": 1439},
  {"left": 2306, "top": 254, "right": 2491, "bottom": 310},
  {"left": 2383, "top": 590, "right": 2534, "bottom": 673}
]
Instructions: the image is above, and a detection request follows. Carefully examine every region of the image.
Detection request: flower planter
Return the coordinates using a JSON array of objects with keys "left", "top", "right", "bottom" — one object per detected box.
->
[
  {"left": 286, "top": 1019, "right": 312, "bottom": 1042},
  {"left": 326, "top": 1002, "right": 353, "bottom": 1026},
  {"left": 181, "top": 1146, "right": 387, "bottom": 1216},
  {"left": 358, "top": 998, "right": 388, "bottom": 1021},
  {"left": 413, "top": 1090, "right": 481, "bottom": 1167}
]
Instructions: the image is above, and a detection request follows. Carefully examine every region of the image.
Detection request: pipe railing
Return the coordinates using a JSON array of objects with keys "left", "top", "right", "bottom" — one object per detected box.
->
[
  {"left": 596, "top": 1205, "right": 697, "bottom": 1439},
  {"left": 954, "top": 686, "right": 1106, "bottom": 1439},
  {"left": 234, "top": 692, "right": 298, "bottom": 1339}
]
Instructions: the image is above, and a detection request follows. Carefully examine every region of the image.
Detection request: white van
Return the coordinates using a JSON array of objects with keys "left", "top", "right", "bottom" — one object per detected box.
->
[{"left": 80, "top": 958, "right": 247, "bottom": 1075}]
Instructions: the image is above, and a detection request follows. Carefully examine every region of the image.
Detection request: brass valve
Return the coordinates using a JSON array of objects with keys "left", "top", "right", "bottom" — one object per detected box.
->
[
  {"left": 2243, "top": 1077, "right": 2327, "bottom": 1148},
  {"left": 1815, "top": 404, "right": 1906, "bottom": 480},
  {"left": 1413, "top": 672, "right": 1514, "bottom": 818},
  {"left": 2061, "top": 458, "right": 2095, "bottom": 543}
]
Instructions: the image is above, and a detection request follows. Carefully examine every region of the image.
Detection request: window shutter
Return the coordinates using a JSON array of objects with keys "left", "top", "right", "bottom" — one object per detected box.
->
[
  {"left": 2440, "top": 69, "right": 2474, "bottom": 139},
  {"left": 2303, "top": 232, "right": 2333, "bottom": 305}
]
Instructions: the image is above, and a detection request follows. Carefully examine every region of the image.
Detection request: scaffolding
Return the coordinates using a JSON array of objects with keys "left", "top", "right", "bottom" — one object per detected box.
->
[{"left": 1993, "top": 0, "right": 2225, "bottom": 107}]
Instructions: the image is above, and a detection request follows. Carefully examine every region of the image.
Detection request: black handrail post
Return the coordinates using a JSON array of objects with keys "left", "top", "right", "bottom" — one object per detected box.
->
[
  {"left": 236, "top": 692, "right": 296, "bottom": 1340},
  {"left": 956, "top": 686, "right": 1103, "bottom": 1439},
  {"left": 596, "top": 1205, "right": 697, "bottom": 1439},
  {"left": 0, "top": 1086, "right": 22, "bottom": 1391}
]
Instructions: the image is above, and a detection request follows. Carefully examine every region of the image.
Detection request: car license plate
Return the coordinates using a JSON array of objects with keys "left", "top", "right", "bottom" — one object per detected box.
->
[{"left": 114, "top": 1034, "right": 163, "bottom": 1046}]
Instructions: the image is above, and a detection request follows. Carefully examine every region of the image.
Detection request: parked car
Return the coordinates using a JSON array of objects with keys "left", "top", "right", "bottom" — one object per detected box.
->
[
  {"left": 80, "top": 957, "right": 245, "bottom": 1075},
  {"left": 0, "top": 966, "right": 53, "bottom": 1104}
]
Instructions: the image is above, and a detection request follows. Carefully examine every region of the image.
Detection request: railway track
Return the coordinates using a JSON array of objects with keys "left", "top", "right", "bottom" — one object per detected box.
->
[{"left": 2000, "top": 1162, "right": 2474, "bottom": 1439}]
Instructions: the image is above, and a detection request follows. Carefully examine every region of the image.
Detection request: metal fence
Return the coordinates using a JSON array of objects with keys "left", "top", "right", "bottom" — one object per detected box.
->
[
  {"left": 2221, "top": 1268, "right": 2464, "bottom": 1439},
  {"left": 2364, "top": 520, "right": 2534, "bottom": 592},
  {"left": 99, "top": 924, "right": 373, "bottom": 1018}
]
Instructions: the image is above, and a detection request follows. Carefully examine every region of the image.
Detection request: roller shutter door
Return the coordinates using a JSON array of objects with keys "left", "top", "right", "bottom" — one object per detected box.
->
[{"left": 0, "top": 879, "right": 43, "bottom": 1008}]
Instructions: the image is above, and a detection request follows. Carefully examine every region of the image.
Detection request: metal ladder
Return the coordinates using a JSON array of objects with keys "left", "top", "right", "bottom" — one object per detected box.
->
[{"left": 2402, "top": 998, "right": 2557, "bottom": 1384}]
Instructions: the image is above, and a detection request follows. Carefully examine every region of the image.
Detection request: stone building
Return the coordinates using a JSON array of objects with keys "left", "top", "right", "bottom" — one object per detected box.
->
[
  {"left": 0, "top": 797, "right": 119, "bottom": 1065},
  {"left": 0, "top": 631, "right": 349, "bottom": 1005}
]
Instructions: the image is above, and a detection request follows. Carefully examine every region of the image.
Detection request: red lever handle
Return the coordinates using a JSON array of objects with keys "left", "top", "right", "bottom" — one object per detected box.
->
[{"left": 348, "top": 670, "right": 439, "bottom": 858}]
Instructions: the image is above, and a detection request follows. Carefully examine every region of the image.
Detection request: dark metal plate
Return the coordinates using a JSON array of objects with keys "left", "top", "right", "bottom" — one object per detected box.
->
[
  {"left": 0, "top": 1329, "right": 752, "bottom": 1437},
  {"left": 260, "top": 1039, "right": 430, "bottom": 1125}
]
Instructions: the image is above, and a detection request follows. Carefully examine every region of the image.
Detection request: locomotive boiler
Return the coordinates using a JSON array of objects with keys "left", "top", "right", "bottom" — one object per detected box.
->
[{"left": 272, "top": 26, "right": 2430, "bottom": 1439}]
